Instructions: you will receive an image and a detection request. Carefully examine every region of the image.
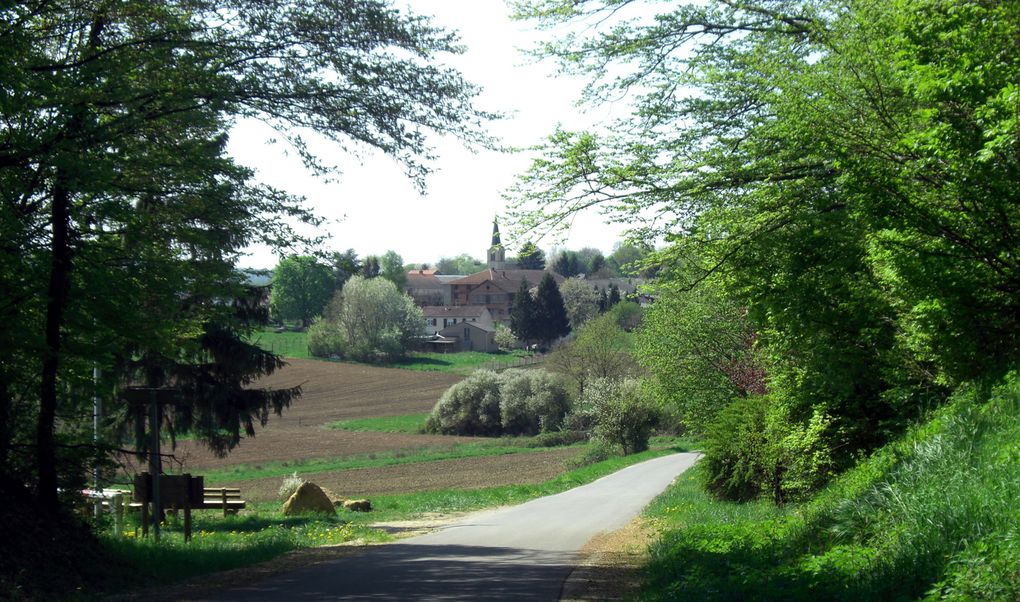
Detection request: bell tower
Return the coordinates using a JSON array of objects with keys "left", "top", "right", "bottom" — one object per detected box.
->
[{"left": 487, "top": 217, "right": 506, "bottom": 270}]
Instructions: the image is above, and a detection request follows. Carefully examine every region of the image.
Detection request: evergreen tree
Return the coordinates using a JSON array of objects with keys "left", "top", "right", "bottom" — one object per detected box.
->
[
  {"left": 515, "top": 242, "right": 546, "bottom": 270},
  {"left": 509, "top": 279, "right": 538, "bottom": 346},
  {"left": 534, "top": 273, "right": 570, "bottom": 346},
  {"left": 608, "top": 284, "right": 621, "bottom": 307}
]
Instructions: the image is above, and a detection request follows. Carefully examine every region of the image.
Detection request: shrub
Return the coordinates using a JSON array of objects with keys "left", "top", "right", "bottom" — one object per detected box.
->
[
  {"left": 702, "top": 395, "right": 835, "bottom": 504},
  {"left": 425, "top": 369, "right": 571, "bottom": 437},
  {"left": 494, "top": 324, "right": 519, "bottom": 351},
  {"left": 425, "top": 370, "right": 503, "bottom": 436},
  {"left": 565, "top": 439, "right": 618, "bottom": 469},
  {"left": 306, "top": 317, "right": 343, "bottom": 358},
  {"left": 278, "top": 472, "right": 305, "bottom": 501},
  {"left": 498, "top": 370, "right": 571, "bottom": 435},
  {"left": 573, "top": 378, "right": 660, "bottom": 454}
]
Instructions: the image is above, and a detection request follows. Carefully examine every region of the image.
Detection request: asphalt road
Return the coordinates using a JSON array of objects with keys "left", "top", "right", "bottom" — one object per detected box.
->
[{"left": 214, "top": 452, "right": 700, "bottom": 601}]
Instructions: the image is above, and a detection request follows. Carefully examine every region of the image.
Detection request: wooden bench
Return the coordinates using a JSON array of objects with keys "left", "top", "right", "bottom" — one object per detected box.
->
[{"left": 197, "top": 487, "right": 246, "bottom": 516}]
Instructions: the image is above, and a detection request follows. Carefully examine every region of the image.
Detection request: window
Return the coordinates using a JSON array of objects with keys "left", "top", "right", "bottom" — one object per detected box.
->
[{"left": 464, "top": 327, "right": 470, "bottom": 339}]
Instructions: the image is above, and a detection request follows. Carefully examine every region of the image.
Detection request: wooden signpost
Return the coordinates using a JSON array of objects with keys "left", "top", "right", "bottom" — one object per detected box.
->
[{"left": 133, "top": 473, "right": 204, "bottom": 541}]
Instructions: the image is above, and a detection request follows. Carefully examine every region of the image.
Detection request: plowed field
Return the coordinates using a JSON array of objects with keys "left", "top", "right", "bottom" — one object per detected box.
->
[{"left": 160, "top": 358, "right": 580, "bottom": 498}]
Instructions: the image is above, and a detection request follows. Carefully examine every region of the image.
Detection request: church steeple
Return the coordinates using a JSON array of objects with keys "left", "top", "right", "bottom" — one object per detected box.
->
[
  {"left": 491, "top": 218, "right": 502, "bottom": 247},
  {"left": 487, "top": 217, "right": 506, "bottom": 269}
]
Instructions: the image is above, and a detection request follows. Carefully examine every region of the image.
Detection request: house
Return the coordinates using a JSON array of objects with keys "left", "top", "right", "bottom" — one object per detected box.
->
[
  {"left": 448, "top": 268, "right": 562, "bottom": 324},
  {"left": 422, "top": 305, "right": 495, "bottom": 336},
  {"left": 405, "top": 269, "right": 449, "bottom": 306},
  {"left": 438, "top": 320, "right": 498, "bottom": 352}
]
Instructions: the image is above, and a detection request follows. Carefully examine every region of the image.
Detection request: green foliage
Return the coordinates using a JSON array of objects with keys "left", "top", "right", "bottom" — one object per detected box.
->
[
  {"left": 637, "top": 276, "right": 762, "bottom": 434},
  {"left": 435, "top": 254, "right": 485, "bottom": 275},
  {"left": 2, "top": 0, "right": 490, "bottom": 515},
  {"left": 559, "top": 277, "right": 600, "bottom": 329},
  {"left": 270, "top": 255, "right": 335, "bottom": 327},
  {"left": 509, "top": 278, "right": 539, "bottom": 344},
  {"left": 534, "top": 272, "right": 570, "bottom": 344},
  {"left": 548, "top": 312, "right": 639, "bottom": 395},
  {"left": 307, "top": 276, "right": 422, "bottom": 362},
  {"left": 494, "top": 323, "right": 519, "bottom": 351},
  {"left": 498, "top": 370, "right": 571, "bottom": 435},
  {"left": 514, "top": 241, "right": 546, "bottom": 270},
  {"left": 570, "top": 378, "right": 660, "bottom": 455},
  {"left": 426, "top": 370, "right": 504, "bottom": 436},
  {"left": 702, "top": 395, "right": 835, "bottom": 504},
  {"left": 643, "top": 373, "right": 1020, "bottom": 601},
  {"left": 379, "top": 250, "right": 407, "bottom": 289},
  {"left": 425, "top": 369, "right": 570, "bottom": 437},
  {"left": 510, "top": 0, "right": 1020, "bottom": 494}
]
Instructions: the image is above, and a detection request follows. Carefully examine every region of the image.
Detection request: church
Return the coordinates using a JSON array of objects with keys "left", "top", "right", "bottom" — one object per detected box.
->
[{"left": 406, "top": 219, "right": 563, "bottom": 327}]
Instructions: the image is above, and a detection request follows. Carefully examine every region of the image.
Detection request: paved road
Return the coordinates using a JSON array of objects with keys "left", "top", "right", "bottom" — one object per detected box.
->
[{"left": 215, "top": 452, "right": 700, "bottom": 601}]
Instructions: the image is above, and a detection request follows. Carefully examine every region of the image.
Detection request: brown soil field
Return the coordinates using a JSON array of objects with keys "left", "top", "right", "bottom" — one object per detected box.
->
[
  {"left": 152, "top": 359, "right": 582, "bottom": 498},
  {"left": 162, "top": 358, "right": 469, "bottom": 471}
]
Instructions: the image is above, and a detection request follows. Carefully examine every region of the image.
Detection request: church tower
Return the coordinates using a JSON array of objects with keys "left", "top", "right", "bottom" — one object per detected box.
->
[{"left": 487, "top": 217, "right": 507, "bottom": 270}]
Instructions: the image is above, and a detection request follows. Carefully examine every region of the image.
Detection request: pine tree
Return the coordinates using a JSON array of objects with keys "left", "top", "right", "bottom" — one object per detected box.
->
[
  {"left": 534, "top": 273, "right": 570, "bottom": 346},
  {"left": 608, "top": 284, "right": 621, "bottom": 307},
  {"left": 510, "top": 279, "right": 538, "bottom": 346}
]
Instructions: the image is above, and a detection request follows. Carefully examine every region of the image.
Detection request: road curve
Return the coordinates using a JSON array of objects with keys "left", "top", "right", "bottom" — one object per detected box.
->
[{"left": 214, "top": 452, "right": 700, "bottom": 601}]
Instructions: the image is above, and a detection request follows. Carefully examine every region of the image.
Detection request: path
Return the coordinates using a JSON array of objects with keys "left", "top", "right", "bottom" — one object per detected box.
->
[{"left": 212, "top": 452, "right": 700, "bottom": 601}]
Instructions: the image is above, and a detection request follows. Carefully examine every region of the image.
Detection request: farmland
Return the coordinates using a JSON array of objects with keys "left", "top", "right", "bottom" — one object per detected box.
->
[{"left": 159, "top": 358, "right": 583, "bottom": 501}]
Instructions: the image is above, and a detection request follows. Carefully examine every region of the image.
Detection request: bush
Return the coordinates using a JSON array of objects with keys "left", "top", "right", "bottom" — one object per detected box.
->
[
  {"left": 494, "top": 324, "right": 519, "bottom": 351},
  {"left": 572, "top": 378, "right": 660, "bottom": 454},
  {"left": 565, "top": 439, "right": 619, "bottom": 469},
  {"left": 499, "top": 370, "right": 571, "bottom": 435},
  {"left": 425, "top": 370, "right": 503, "bottom": 436},
  {"left": 702, "top": 395, "right": 835, "bottom": 504},
  {"left": 425, "top": 369, "right": 571, "bottom": 437},
  {"left": 306, "top": 317, "right": 342, "bottom": 358}
]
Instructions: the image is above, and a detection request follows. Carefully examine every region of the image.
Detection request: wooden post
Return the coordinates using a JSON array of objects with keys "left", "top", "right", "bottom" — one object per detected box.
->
[
  {"left": 149, "top": 390, "right": 161, "bottom": 542},
  {"left": 113, "top": 493, "right": 124, "bottom": 538},
  {"left": 221, "top": 488, "right": 228, "bottom": 518}
]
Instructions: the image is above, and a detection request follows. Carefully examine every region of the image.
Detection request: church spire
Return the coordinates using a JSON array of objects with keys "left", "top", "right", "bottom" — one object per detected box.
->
[
  {"left": 491, "top": 217, "right": 502, "bottom": 247},
  {"left": 487, "top": 216, "right": 506, "bottom": 269}
]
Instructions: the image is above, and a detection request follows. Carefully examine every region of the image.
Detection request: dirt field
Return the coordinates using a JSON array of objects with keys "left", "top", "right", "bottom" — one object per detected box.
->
[
  {"left": 157, "top": 359, "right": 582, "bottom": 498},
  {"left": 165, "top": 358, "right": 468, "bottom": 471}
]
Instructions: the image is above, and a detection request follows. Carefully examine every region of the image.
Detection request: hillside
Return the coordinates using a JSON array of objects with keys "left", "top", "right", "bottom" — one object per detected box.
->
[{"left": 642, "top": 374, "right": 1020, "bottom": 600}]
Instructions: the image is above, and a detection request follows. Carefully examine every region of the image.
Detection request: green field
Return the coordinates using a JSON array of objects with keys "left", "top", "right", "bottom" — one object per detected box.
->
[
  {"left": 249, "top": 327, "right": 537, "bottom": 374},
  {"left": 328, "top": 413, "right": 429, "bottom": 433}
]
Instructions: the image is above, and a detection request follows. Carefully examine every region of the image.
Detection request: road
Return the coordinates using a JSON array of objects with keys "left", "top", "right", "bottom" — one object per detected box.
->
[{"left": 214, "top": 452, "right": 700, "bottom": 601}]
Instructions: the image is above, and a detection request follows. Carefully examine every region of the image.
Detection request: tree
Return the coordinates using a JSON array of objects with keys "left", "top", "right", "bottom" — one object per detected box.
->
[
  {"left": 607, "top": 284, "right": 621, "bottom": 308},
  {"left": 551, "top": 250, "right": 582, "bottom": 277},
  {"left": 271, "top": 256, "right": 335, "bottom": 327},
  {"left": 636, "top": 277, "right": 764, "bottom": 434},
  {"left": 2, "top": 0, "right": 489, "bottom": 514},
  {"left": 515, "top": 242, "right": 546, "bottom": 270},
  {"left": 533, "top": 273, "right": 570, "bottom": 346},
  {"left": 436, "top": 254, "right": 485, "bottom": 275},
  {"left": 549, "top": 313, "right": 639, "bottom": 396},
  {"left": 508, "top": 0, "right": 1020, "bottom": 494},
  {"left": 330, "top": 249, "right": 362, "bottom": 291},
  {"left": 307, "top": 276, "right": 422, "bottom": 362},
  {"left": 577, "top": 247, "right": 605, "bottom": 276},
  {"left": 380, "top": 250, "right": 407, "bottom": 289},
  {"left": 509, "top": 279, "right": 539, "bottom": 346},
  {"left": 559, "top": 278, "right": 600, "bottom": 329},
  {"left": 362, "top": 255, "right": 381, "bottom": 278}
]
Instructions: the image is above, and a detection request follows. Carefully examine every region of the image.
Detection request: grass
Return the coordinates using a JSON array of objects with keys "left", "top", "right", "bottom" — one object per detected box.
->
[
  {"left": 328, "top": 413, "right": 429, "bottom": 433},
  {"left": 98, "top": 510, "right": 387, "bottom": 595},
  {"left": 640, "top": 373, "right": 1020, "bottom": 601},
  {"left": 248, "top": 327, "right": 537, "bottom": 374},
  {"left": 248, "top": 328, "right": 312, "bottom": 359},
  {"left": 197, "top": 439, "right": 584, "bottom": 484}
]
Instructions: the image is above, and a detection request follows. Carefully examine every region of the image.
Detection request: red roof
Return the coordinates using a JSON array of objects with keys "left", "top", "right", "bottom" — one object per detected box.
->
[{"left": 449, "top": 268, "right": 562, "bottom": 288}]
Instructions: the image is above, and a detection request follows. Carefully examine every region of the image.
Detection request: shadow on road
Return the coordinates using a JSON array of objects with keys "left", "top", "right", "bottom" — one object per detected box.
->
[{"left": 218, "top": 543, "right": 575, "bottom": 601}]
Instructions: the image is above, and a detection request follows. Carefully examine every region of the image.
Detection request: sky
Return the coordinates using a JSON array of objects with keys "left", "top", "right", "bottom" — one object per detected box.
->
[{"left": 229, "top": 0, "right": 630, "bottom": 271}]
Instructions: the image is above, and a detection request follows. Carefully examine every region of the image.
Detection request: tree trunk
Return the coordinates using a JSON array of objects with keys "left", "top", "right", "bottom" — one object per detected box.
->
[{"left": 37, "top": 181, "right": 72, "bottom": 515}]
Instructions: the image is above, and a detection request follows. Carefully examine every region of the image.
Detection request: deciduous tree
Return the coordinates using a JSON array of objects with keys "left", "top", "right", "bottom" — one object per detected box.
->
[{"left": 271, "top": 256, "right": 335, "bottom": 327}]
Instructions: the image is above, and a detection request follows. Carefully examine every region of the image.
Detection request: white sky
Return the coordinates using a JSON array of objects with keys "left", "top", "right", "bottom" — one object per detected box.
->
[{"left": 230, "top": 0, "right": 629, "bottom": 270}]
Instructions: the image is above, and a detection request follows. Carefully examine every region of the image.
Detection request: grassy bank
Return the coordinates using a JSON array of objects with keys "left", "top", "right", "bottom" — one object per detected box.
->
[{"left": 642, "top": 374, "right": 1020, "bottom": 601}]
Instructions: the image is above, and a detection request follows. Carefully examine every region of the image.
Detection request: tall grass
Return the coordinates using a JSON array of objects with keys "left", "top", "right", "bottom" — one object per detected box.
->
[{"left": 642, "top": 373, "right": 1020, "bottom": 601}]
